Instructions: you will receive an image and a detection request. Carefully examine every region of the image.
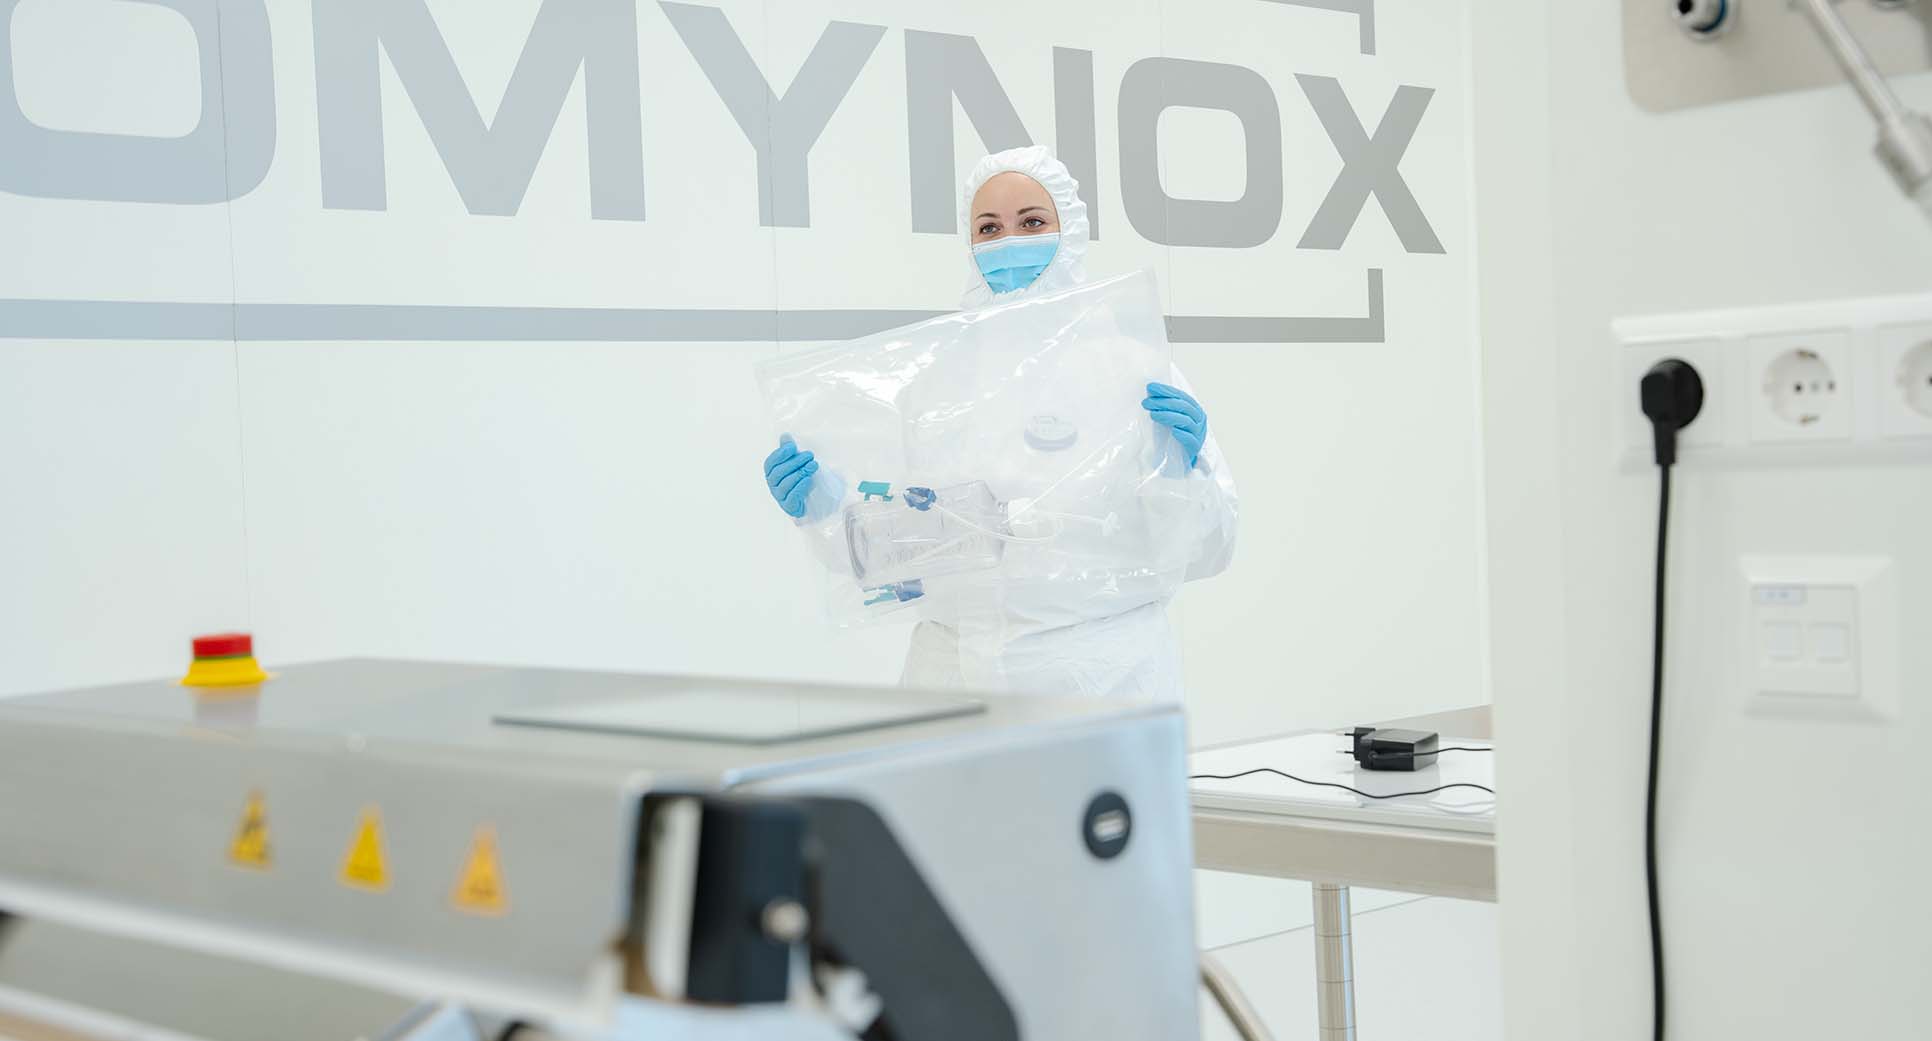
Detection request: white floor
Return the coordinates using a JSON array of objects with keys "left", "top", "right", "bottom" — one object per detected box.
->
[{"left": 1195, "top": 872, "right": 1502, "bottom": 1041}]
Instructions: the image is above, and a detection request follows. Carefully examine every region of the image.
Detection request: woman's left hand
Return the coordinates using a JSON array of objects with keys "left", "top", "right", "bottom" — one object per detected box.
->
[{"left": 1142, "top": 382, "right": 1207, "bottom": 469}]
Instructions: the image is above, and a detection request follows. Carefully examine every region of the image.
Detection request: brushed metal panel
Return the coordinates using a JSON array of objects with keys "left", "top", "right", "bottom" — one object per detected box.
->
[{"left": 1623, "top": 0, "right": 1932, "bottom": 113}]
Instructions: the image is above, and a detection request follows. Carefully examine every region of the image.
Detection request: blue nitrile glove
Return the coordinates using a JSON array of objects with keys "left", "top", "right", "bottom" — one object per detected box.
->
[
  {"left": 763, "top": 434, "right": 818, "bottom": 518},
  {"left": 1142, "top": 382, "right": 1207, "bottom": 469}
]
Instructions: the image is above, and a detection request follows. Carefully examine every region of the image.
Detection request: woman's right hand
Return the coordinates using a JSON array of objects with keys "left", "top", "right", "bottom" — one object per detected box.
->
[{"left": 763, "top": 435, "right": 819, "bottom": 518}]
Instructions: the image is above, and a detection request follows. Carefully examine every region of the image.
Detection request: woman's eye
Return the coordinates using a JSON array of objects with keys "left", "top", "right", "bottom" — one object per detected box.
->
[
  {"left": 978, "top": 223, "right": 999, "bottom": 235},
  {"left": 1023, "top": 217, "right": 1045, "bottom": 228}
]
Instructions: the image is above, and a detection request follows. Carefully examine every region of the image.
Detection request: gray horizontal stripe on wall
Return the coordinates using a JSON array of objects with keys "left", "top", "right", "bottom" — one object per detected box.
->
[
  {"left": 0, "top": 270, "right": 1385, "bottom": 344},
  {"left": 0, "top": 300, "right": 948, "bottom": 343}
]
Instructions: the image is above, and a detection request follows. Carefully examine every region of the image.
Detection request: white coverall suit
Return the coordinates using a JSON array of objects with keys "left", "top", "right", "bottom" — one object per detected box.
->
[{"left": 895, "top": 146, "right": 1239, "bottom": 702}]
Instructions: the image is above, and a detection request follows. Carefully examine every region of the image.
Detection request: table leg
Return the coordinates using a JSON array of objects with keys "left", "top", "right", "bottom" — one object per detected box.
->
[{"left": 1312, "top": 882, "right": 1357, "bottom": 1040}]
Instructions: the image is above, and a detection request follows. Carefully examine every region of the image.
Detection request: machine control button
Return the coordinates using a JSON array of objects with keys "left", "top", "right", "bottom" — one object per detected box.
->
[
  {"left": 1082, "top": 792, "right": 1132, "bottom": 860},
  {"left": 761, "top": 898, "right": 811, "bottom": 944}
]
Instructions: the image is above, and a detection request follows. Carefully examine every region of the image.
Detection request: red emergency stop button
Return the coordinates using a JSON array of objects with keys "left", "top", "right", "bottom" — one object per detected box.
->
[
  {"left": 183, "top": 632, "right": 269, "bottom": 688},
  {"left": 192, "top": 633, "right": 254, "bottom": 659}
]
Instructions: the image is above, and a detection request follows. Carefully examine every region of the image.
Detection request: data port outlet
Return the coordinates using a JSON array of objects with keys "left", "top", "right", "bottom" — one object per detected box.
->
[
  {"left": 1877, "top": 324, "right": 1932, "bottom": 440},
  {"left": 1748, "top": 330, "right": 1853, "bottom": 444},
  {"left": 1738, "top": 555, "right": 1899, "bottom": 725}
]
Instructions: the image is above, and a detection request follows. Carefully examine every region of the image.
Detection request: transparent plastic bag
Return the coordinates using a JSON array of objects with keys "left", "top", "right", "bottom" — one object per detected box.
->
[{"left": 754, "top": 269, "right": 1205, "bottom": 681}]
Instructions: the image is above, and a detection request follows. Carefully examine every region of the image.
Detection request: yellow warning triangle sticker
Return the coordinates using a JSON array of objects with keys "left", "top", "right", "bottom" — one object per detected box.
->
[
  {"left": 228, "top": 790, "right": 271, "bottom": 869},
  {"left": 339, "top": 808, "right": 390, "bottom": 891},
  {"left": 452, "top": 825, "right": 508, "bottom": 915}
]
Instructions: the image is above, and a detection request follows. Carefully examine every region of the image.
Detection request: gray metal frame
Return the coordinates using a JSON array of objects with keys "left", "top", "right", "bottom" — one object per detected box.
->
[{"left": 1622, "top": 0, "right": 1932, "bottom": 113}]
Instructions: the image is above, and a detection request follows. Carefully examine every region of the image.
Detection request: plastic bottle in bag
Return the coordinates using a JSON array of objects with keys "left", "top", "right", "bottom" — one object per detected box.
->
[{"left": 843, "top": 481, "right": 1007, "bottom": 586}]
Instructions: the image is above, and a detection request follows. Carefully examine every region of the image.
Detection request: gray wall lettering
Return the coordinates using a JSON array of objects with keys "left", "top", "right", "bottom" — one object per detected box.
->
[
  {"left": 904, "top": 30, "right": 1033, "bottom": 234},
  {"left": 2, "top": 1, "right": 1444, "bottom": 266},
  {"left": 1296, "top": 74, "right": 1442, "bottom": 253},
  {"left": 0, "top": 0, "right": 274, "bottom": 204},
  {"left": 1118, "top": 56, "right": 1283, "bottom": 248},
  {"left": 1051, "top": 47, "right": 1099, "bottom": 241},
  {"left": 314, "top": 0, "right": 646, "bottom": 220},
  {"left": 903, "top": 35, "right": 1106, "bottom": 238},
  {"left": 661, "top": 4, "right": 882, "bottom": 229}
]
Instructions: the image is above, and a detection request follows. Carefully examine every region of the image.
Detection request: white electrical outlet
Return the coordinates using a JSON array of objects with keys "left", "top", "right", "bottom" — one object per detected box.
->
[
  {"left": 1617, "top": 295, "right": 1932, "bottom": 464},
  {"left": 1620, "top": 337, "right": 1730, "bottom": 459},
  {"left": 1748, "top": 330, "right": 1853, "bottom": 443},
  {"left": 1877, "top": 324, "right": 1932, "bottom": 440}
]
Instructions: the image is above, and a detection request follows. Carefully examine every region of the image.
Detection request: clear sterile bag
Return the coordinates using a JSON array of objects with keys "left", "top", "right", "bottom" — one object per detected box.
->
[{"left": 753, "top": 269, "right": 1207, "bottom": 684}]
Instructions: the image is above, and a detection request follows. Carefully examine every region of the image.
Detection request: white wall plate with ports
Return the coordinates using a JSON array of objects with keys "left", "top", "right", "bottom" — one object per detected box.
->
[
  {"left": 1748, "top": 330, "right": 1852, "bottom": 444},
  {"left": 1877, "top": 324, "right": 1932, "bottom": 440},
  {"left": 1737, "top": 555, "right": 1898, "bottom": 725}
]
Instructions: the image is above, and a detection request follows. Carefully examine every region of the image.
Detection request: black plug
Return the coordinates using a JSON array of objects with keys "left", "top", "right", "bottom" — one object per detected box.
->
[
  {"left": 1640, "top": 359, "right": 1705, "bottom": 468},
  {"left": 1348, "top": 726, "right": 1440, "bottom": 771}
]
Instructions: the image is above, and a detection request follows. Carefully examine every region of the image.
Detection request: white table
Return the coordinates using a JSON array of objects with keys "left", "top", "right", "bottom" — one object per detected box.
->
[{"left": 1190, "top": 709, "right": 1496, "bottom": 1041}]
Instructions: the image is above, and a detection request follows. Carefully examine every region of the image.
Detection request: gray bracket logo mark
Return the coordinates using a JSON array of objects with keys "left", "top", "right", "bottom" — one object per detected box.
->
[{"left": 1260, "top": 0, "right": 1377, "bottom": 57}]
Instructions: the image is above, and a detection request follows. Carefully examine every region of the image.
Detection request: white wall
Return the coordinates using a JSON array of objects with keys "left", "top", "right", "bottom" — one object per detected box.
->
[
  {"left": 1, "top": 0, "right": 1492, "bottom": 746},
  {"left": 1478, "top": 2, "right": 1932, "bottom": 1037}
]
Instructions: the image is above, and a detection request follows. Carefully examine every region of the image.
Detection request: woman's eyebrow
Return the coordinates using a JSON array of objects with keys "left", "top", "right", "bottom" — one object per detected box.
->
[
  {"left": 1018, "top": 206, "right": 1052, "bottom": 216},
  {"left": 974, "top": 211, "right": 1001, "bottom": 222}
]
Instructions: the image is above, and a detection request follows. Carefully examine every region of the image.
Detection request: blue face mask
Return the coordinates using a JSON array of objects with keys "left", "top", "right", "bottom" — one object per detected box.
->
[{"left": 973, "top": 233, "right": 1060, "bottom": 294}]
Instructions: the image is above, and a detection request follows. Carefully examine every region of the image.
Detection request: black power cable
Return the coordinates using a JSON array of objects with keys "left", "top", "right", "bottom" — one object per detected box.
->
[
  {"left": 1639, "top": 358, "right": 1704, "bottom": 1041},
  {"left": 1189, "top": 766, "right": 1495, "bottom": 800},
  {"left": 1193, "top": 744, "right": 1495, "bottom": 800},
  {"left": 1645, "top": 460, "right": 1672, "bottom": 1041}
]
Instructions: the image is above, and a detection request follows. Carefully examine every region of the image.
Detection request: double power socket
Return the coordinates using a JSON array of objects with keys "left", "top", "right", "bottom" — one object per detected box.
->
[{"left": 1616, "top": 293, "right": 1932, "bottom": 466}]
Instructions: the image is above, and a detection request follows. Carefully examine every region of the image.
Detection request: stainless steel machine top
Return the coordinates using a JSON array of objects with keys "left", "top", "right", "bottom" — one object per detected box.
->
[{"left": 0, "top": 660, "right": 1201, "bottom": 1040}]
